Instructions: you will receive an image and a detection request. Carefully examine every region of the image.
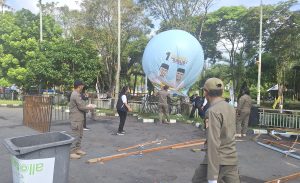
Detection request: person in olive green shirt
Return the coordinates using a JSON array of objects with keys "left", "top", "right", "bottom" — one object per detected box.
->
[
  {"left": 69, "top": 80, "right": 95, "bottom": 159},
  {"left": 192, "top": 78, "right": 240, "bottom": 183}
]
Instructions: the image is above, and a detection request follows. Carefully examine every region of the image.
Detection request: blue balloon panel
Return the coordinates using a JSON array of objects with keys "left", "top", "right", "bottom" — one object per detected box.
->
[{"left": 142, "top": 29, "right": 204, "bottom": 95}]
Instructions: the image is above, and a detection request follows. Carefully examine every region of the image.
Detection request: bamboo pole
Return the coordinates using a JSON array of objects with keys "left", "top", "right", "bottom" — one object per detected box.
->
[
  {"left": 117, "top": 139, "right": 166, "bottom": 152},
  {"left": 269, "top": 128, "right": 300, "bottom": 133},
  {"left": 268, "top": 133, "right": 282, "bottom": 141},
  {"left": 87, "top": 139, "right": 206, "bottom": 164},
  {"left": 263, "top": 139, "right": 300, "bottom": 152},
  {"left": 171, "top": 142, "right": 205, "bottom": 149},
  {"left": 265, "top": 172, "right": 300, "bottom": 183},
  {"left": 257, "top": 142, "right": 300, "bottom": 160}
]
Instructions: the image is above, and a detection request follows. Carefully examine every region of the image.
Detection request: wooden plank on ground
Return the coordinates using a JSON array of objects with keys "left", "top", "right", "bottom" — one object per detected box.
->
[
  {"left": 263, "top": 139, "right": 300, "bottom": 152},
  {"left": 265, "top": 172, "right": 300, "bottom": 183},
  {"left": 87, "top": 139, "right": 206, "bottom": 164},
  {"left": 171, "top": 142, "right": 205, "bottom": 149},
  {"left": 117, "top": 139, "right": 166, "bottom": 152},
  {"left": 268, "top": 128, "right": 300, "bottom": 133}
]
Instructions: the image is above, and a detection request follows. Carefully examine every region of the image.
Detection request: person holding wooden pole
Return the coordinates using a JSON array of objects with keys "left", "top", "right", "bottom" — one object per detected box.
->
[
  {"left": 156, "top": 85, "right": 170, "bottom": 124},
  {"left": 69, "top": 80, "right": 95, "bottom": 159},
  {"left": 192, "top": 78, "right": 240, "bottom": 183}
]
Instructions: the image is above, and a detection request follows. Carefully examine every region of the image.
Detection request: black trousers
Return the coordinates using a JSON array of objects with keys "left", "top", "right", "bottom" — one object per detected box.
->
[
  {"left": 117, "top": 110, "right": 127, "bottom": 133},
  {"left": 190, "top": 106, "right": 197, "bottom": 118}
]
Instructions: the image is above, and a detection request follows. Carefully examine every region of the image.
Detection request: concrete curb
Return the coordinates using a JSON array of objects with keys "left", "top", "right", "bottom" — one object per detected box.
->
[{"left": 0, "top": 104, "right": 23, "bottom": 108}]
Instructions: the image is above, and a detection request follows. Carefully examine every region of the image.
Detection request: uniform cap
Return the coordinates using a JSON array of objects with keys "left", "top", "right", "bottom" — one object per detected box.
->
[
  {"left": 74, "top": 80, "right": 84, "bottom": 88},
  {"left": 204, "top": 78, "right": 224, "bottom": 91}
]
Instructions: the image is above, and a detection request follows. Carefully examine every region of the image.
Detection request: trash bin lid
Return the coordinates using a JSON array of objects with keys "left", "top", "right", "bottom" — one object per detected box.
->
[{"left": 3, "top": 131, "right": 74, "bottom": 155}]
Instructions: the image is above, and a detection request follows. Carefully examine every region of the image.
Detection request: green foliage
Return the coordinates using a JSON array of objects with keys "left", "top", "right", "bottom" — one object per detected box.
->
[
  {"left": 0, "top": 100, "right": 23, "bottom": 105},
  {"left": 0, "top": 8, "right": 100, "bottom": 92},
  {"left": 0, "top": 78, "right": 10, "bottom": 87},
  {"left": 196, "top": 1, "right": 299, "bottom": 103},
  {"left": 0, "top": 0, "right": 299, "bottom": 105}
]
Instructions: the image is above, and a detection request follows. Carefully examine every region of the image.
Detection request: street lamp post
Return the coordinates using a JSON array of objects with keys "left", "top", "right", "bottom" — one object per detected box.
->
[
  {"left": 257, "top": 0, "right": 263, "bottom": 105},
  {"left": 115, "top": 0, "right": 121, "bottom": 104},
  {"left": 39, "top": 0, "right": 43, "bottom": 42}
]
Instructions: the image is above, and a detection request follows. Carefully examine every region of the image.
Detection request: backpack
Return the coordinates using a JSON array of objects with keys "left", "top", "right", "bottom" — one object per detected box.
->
[
  {"left": 194, "top": 97, "right": 204, "bottom": 108},
  {"left": 116, "top": 94, "right": 128, "bottom": 112}
]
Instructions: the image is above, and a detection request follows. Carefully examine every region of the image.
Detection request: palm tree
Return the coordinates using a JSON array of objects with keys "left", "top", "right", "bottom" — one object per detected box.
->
[{"left": 0, "top": 0, "right": 13, "bottom": 14}]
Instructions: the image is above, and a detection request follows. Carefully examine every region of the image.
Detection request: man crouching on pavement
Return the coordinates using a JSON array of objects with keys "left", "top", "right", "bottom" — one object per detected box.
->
[
  {"left": 192, "top": 78, "right": 240, "bottom": 183},
  {"left": 69, "top": 80, "right": 95, "bottom": 159}
]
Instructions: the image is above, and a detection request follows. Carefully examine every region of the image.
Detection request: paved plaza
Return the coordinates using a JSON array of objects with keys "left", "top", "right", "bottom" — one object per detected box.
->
[{"left": 0, "top": 107, "right": 299, "bottom": 183}]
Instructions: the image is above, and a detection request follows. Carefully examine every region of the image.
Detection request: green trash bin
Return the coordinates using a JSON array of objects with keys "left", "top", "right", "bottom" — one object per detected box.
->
[{"left": 3, "top": 131, "right": 74, "bottom": 183}]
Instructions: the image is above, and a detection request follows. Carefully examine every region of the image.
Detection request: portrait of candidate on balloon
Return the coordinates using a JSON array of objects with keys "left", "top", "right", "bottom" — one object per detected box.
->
[{"left": 142, "top": 29, "right": 204, "bottom": 95}]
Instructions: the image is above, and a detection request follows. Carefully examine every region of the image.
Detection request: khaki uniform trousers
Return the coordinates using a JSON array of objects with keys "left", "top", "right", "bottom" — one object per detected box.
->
[
  {"left": 192, "top": 164, "right": 240, "bottom": 183},
  {"left": 236, "top": 111, "right": 250, "bottom": 134},
  {"left": 70, "top": 120, "right": 83, "bottom": 153},
  {"left": 159, "top": 104, "right": 169, "bottom": 123}
]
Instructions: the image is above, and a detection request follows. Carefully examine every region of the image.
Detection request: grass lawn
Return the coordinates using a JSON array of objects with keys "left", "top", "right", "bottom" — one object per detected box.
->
[
  {"left": 95, "top": 108, "right": 115, "bottom": 115},
  {"left": 0, "top": 100, "right": 23, "bottom": 105}
]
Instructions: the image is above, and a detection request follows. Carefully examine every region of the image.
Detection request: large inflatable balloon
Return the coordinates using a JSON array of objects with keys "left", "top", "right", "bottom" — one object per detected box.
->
[{"left": 142, "top": 29, "right": 204, "bottom": 95}]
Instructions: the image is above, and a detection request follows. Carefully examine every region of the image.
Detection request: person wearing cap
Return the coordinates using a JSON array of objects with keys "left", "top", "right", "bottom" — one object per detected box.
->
[
  {"left": 69, "top": 80, "right": 95, "bottom": 159},
  {"left": 189, "top": 91, "right": 203, "bottom": 118},
  {"left": 192, "top": 78, "right": 240, "bottom": 183}
]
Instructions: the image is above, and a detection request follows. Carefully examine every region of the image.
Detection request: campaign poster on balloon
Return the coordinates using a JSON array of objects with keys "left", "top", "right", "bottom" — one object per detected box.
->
[{"left": 142, "top": 29, "right": 204, "bottom": 95}]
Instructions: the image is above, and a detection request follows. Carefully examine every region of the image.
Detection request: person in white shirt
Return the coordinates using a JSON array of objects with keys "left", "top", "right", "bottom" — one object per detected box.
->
[{"left": 116, "top": 86, "right": 132, "bottom": 135}]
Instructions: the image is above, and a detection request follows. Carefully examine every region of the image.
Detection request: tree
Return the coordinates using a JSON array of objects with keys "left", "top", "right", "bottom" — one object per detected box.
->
[
  {"left": 77, "top": 0, "right": 151, "bottom": 94},
  {"left": 26, "top": 37, "right": 99, "bottom": 90},
  {"left": 0, "top": 12, "right": 29, "bottom": 87},
  {"left": 139, "top": 0, "right": 215, "bottom": 33},
  {"left": 201, "top": 6, "right": 248, "bottom": 98},
  {"left": 199, "top": 1, "right": 299, "bottom": 101},
  {"left": 0, "top": 9, "right": 100, "bottom": 92},
  {"left": 0, "top": 0, "right": 13, "bottom": 13},
  {"left": 264, "top": 1, "right": 300, "bottom": 87}
]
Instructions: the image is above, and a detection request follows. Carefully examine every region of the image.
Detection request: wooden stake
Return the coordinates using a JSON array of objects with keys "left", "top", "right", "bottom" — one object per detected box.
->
[{"left": 265, "top": 172, "right": 300, "bottom": 183}]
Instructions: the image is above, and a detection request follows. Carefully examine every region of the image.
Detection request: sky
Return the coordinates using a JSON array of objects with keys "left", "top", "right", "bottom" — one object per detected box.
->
[
  {"left": 5, "top": 0, "right": 81, "bottom": 13},
  {"left": 4, "top": 0, "right": 300, "bottom": 14}
]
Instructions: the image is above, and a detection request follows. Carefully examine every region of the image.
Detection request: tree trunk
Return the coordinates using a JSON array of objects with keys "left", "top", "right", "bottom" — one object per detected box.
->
[{"left": 133, "top": 74, "right": 137, "bottom": 95}]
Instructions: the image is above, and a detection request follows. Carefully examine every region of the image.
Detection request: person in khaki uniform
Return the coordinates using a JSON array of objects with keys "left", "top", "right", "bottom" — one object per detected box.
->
[
  {"left": 236, "top": 88, "right": 252, "bottom": 137},
  {"left": 69, "top": 80, "right": 95, "bottom": 159},
  {"left": 192, "top": 78, "right": 240, "bottom": 183},
  {"left": 157, "top": 85, "right": 170, "bottom": 124}
]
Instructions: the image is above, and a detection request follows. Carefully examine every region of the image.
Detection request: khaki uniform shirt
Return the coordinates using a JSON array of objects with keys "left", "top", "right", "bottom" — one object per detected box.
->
[
  {"left": 202, "top": 98, "right": 238, "bottom": 180},
  {"left": 69, "top": 90, "right": 90, "bottom": 122},
  {"left": 237, "top": 94, "right": 252, "bottom": 113},
  {"left": 157, "top": 90, "right": 169, "bottom": 106}
]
